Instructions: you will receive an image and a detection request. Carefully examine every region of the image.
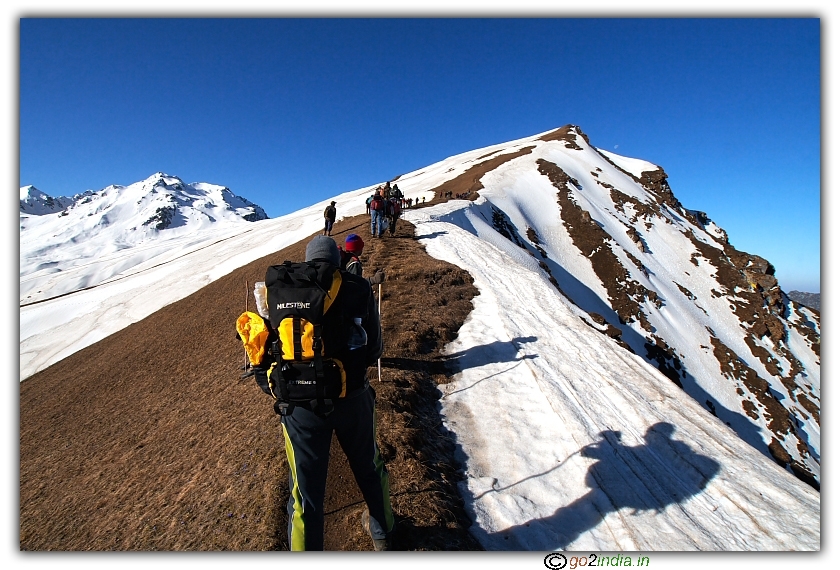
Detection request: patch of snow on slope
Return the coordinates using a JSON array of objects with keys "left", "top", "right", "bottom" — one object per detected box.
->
[{"left": 404, "top": 202, "right": 819, "bottom": 551}]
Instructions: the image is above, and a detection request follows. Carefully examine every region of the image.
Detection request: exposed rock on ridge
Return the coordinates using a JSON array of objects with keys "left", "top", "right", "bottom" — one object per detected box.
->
[{"left": 478, "top": 125, "right": 819, "bottom": 490}]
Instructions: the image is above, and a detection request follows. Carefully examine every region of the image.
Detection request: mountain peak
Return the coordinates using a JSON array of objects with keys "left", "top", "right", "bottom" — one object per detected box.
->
[
  {"left": 19, "top": 185, "right": 73, "bottom": 215},
  {"left": 143, "top": 172, "right": 183, "bottom": 187},
  {"left": 20, "top": 174, "right": 270, "bottom": 299},
  {"left": 20, "top": 184, "right": 38, "bottom": 200}
]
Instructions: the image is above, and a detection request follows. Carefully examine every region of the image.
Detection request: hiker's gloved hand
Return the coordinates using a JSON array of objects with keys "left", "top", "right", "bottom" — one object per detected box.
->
[{"left": 369, "top": 270, "right": 386, "bottom": 285}]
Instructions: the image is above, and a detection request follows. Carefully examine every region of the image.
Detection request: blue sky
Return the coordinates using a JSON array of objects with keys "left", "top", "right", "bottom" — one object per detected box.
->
[{"left": 19, "top": 17, "right": 821, "bottom": 292}]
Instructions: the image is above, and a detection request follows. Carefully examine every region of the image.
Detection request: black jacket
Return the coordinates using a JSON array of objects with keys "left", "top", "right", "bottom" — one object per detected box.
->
[{"left": 321, "top": 269, "right": 383, "bottom": 391}]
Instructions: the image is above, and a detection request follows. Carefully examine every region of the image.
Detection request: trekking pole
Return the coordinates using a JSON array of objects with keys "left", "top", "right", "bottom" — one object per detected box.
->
[
  {"left": 378, "top": 283, "right": 382, "bottom": 382},
  {"left": 244, "top": 279, "right": 249, "bottom": 372}
]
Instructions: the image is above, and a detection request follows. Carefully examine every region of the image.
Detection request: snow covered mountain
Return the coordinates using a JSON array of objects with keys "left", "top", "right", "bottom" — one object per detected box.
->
[
  {"left": 20, "top": 185, "right": 74, "bottom": 215},
  {"left": 19, "top": 126, "right": 820, "bottom": 550},
  {"left": 20, "top": 172, "right": 268, "bottom": 303}
]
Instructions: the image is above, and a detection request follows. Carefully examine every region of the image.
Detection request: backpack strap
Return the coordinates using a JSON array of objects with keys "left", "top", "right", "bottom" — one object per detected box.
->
[
  {"left": 346, "top": 257, "right": 362, "bottom": 276},
  {"left": 291, "top": 316, "right": 304, "bottom": 360},
  {"left": 310, "top": 322, "right": 334, "bottom": 415},
  {"left": 312, "top": 323, "right": 325, "bottom": 379}
]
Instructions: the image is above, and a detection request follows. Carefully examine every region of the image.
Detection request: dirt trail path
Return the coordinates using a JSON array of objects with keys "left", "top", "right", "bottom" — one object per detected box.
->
[{"left": 20, "top": 210, "right": 482, "bottom": 551}]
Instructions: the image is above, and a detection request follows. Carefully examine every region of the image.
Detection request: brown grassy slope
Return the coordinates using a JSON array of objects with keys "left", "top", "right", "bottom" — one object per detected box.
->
[{"left": 20, "top": 212, "right": 482, "bottom": 551}]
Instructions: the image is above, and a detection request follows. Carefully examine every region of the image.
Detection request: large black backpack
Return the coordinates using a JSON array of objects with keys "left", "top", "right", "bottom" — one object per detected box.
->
[{"left": 262, "top": 260, "right": 354, "bottom": 415}]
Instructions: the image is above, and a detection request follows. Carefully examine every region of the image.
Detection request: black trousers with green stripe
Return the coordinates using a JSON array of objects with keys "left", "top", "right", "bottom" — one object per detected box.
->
[{"left": 280, "top": 385, "right": 394, "bottom": 551}]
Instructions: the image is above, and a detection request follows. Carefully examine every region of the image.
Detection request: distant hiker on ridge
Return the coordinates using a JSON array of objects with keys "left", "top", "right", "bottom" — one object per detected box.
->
[
  {"left": 323, "top": 201, "right": 337, "bottom": 236},
  {"left": 391, "top": 183, "right": 403, "bottom": 203},
  {"left": 369, "top": 189, "right": 387, "bottom": 238},
  {"left": 386, "top": 197, "right": 401, "bottom": 237}
]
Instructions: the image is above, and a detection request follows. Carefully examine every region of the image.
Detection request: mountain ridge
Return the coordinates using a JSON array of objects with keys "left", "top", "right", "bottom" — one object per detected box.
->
[
  {"left": 20, "top": 172, "right": 269, "bottom": 304},
  {"left": 788, "top": 290, "right": 820, "bottom": 312},
  {"left": 20, "top": 126, "right": 821, "bottom": 486},
  {"left": 19, "top": 124, "right": 820, "bottom": 550},
  {"left": 389, "top": 124, "right": 819, "bottom": 488}
]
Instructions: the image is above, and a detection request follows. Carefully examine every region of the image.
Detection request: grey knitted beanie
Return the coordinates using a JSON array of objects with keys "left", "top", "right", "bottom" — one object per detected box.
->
[{"left": 305, "top": 235, "right": 341, "bottom": 267}]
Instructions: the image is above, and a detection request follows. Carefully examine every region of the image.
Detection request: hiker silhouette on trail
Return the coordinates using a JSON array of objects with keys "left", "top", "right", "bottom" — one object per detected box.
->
[
  {"left": 391, "top": 183, "right": 403, "bottom": 204},
  {"left": 323, "top": 201, "right": 336, "bottom": 236},
  {"left": 369, "top": 189, "right": 387, "bottom": 238},
  {"left": 386, "top": 197, "right": 401, "bottom": 236},
  {"left": 475, "top": 422, "right": 720, "bottom": 550}
]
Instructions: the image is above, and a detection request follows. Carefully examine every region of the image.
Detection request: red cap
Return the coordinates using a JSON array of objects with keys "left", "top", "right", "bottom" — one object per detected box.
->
[{"left": 345, "top": 233, "right": 364, "bottom": 255}]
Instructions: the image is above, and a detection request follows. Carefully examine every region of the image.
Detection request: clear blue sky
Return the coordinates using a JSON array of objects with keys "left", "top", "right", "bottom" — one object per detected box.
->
[{"left": 19, "top": 17, "right": 821, "bottom": 292}]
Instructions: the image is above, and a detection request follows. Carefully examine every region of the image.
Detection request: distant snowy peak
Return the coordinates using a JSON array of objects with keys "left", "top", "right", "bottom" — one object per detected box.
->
[
  {"left": 191, "top": 182, "right": 270, "bottom": 222},
  {"left": 19, "top": 173, "right": 268, "bottom": 227},
  {"left": 19, "top": 173, "right": 270, "bottom": 304},
  {"left": 20, "top": 185, "right": 74, "bottom": 215},
  {"left": 122, "top": 172, "right": 270, "bottom": 229}
]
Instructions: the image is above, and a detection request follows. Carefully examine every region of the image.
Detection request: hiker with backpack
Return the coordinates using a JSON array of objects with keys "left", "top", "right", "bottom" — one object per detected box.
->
[
  {"left": 236, "top": 235, "right": 394, "bottom": 551},
  {"left": 391, "top": 184, "right": 403, "bottom": 203},
  {"left": 341, "top": 234, "right": 386, "bottom": 286},
  {"left": 386, "top": 197, "right": 401, "bottom": 237},
  {"left": 369, "top": 189, "right": 387, "bottom": 238},
  {"left": 323, "top": 201, "right": 337, "bottom": 236},
  {"left": 341, "top": 234, "right": 365, "bottom": 276}
]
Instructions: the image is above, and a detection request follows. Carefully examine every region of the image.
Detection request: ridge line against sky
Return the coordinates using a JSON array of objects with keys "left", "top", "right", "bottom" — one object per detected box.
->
[{"left": 15, "top": 8, "right": 824, "bottom": 293}]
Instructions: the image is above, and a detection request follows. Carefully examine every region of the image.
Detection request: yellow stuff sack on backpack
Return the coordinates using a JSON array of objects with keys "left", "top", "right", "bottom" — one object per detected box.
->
[{"left": 236, "top": 311, "right": 270, "bottom": 366}]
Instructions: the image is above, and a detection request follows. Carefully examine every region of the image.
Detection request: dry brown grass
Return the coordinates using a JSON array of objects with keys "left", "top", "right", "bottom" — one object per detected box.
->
[{"left": 20, "top": 212, "right": 482, "bottom": 551}]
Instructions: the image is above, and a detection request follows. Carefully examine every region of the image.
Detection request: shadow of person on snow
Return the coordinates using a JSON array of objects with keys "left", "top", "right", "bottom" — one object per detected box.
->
[
  {"left": 433, "top": 336, "right": 540, "bottom": 396},
  {"left": 468, "top": 422, "right": 721, "bottom": 550},
  {"left": 414, "top": 231, "right": 449, "bottom": 240},
  {"left": 440, "top": 336, "right": 538, "bottom": 365},
  {"left": 381, "top": 336, "right": 538, "bottom": 379}
]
